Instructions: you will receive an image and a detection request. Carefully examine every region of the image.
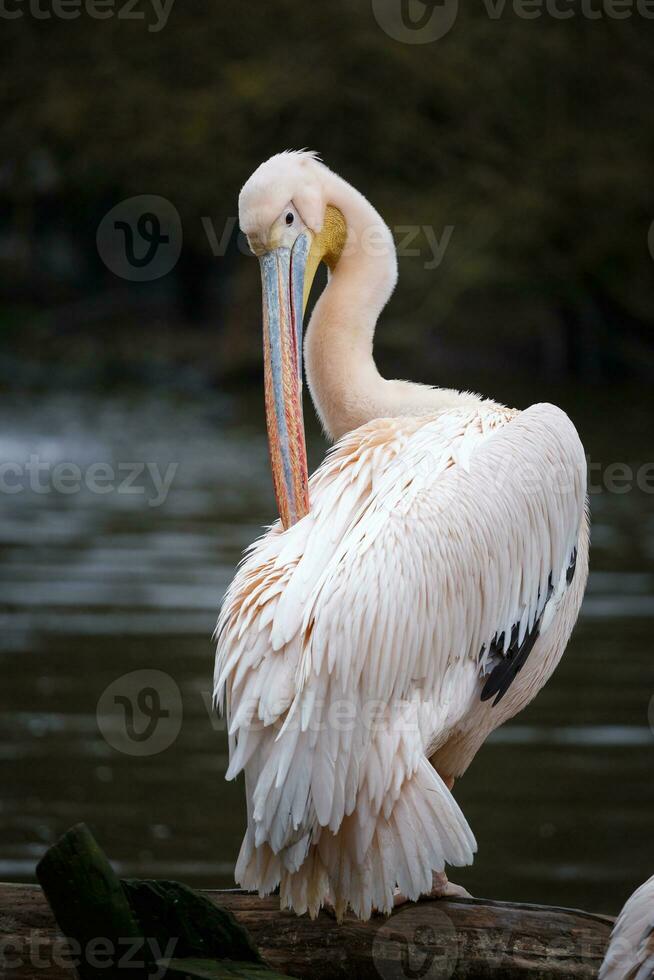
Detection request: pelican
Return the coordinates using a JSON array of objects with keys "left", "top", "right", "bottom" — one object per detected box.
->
[
  {"left": 214, "top": 150, "right": 589, "bottom": 921},
  {"left": 599, "top": 875, "right": 654, "bottom": 979}
]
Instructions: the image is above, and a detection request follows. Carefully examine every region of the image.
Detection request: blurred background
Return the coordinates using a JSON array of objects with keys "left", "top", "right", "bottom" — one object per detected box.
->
[{"left": 0, "top": 0, "right": 653, "bottom": 920}]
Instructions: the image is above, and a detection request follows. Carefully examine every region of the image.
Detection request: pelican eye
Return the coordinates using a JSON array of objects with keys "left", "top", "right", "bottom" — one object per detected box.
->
[{"left": 285, "top": 212, "right": 294, "bottom": 225}]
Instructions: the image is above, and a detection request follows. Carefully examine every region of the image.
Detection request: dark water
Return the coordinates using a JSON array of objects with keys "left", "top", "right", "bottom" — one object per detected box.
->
[{"left": 0, "top": 383, "right": 652, "bottom": 918}]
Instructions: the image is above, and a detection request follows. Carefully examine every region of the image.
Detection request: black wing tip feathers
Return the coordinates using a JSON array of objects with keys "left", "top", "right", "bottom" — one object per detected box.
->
[{"left": 480, "top": 545, "right": 578, "bottom": 707}]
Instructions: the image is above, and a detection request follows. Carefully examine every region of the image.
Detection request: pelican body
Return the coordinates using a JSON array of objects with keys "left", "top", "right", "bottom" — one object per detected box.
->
[{"left": 214, "top": 151, "right": 589, "bottom": 921}]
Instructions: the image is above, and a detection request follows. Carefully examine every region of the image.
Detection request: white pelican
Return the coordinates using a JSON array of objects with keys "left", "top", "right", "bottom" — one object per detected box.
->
[
  {"left": 214, "top": 150, "right": 589, "bottom": 921},
  {"left": 599, "top": 875, "right": 654, "bottom": 979}
]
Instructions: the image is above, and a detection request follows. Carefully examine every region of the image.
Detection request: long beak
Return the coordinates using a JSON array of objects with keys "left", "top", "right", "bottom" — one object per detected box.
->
[{"left": 259, "top": 232, "right": 311, "bottom": 529}]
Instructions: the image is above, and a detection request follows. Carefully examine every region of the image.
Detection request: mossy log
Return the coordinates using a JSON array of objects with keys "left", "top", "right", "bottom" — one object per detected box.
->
[
  {"left": 0, "top": 824, "right": 614, "bottom": 979},
  {"left": 0, "top": 881, "right": 614, "bottom": 979},
  {"left": 33, "top": 824, "right": 288, "bottom": 979}
]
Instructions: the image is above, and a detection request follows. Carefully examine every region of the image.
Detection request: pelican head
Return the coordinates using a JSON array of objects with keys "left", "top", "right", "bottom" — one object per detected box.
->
[{"left": 239, "top": 151, "right": 346, "bottom": 529}]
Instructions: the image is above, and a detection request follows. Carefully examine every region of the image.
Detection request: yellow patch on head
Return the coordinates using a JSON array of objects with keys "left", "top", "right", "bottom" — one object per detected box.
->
[{"left": 303, "top": 205, "right": 347, "bottom": 312}]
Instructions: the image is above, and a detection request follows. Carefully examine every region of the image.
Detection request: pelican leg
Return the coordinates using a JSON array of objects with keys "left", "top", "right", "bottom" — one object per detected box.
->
[
  {"left": 429, "top": 870, "right": 472, "bottom": 899},
  {"left": 398, "top": 771, "right": 470, "bottom": 900},
  {"left": 392, "top": 868, "right": 472, "bottom": 912}
]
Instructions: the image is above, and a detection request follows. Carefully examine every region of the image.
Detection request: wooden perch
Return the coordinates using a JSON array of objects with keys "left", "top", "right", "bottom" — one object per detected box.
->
[
  {"left": 34, "top": 824, "right": 290, "bottom": 979},
  {"left": 0, "top": 823, "right": 614, "bottom": 979}
]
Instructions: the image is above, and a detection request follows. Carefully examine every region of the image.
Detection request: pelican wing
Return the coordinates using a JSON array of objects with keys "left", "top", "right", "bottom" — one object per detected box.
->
[{"left": 295, "top": 401, "right": 585, "bottom": 706}]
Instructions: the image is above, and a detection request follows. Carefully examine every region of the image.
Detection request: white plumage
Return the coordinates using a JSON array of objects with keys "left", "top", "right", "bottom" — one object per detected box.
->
[
  {"left": 214, "top": 152, "right": 589, "bottom": 920},
  {"left": 215, "top": 402, "right": 588, "bottom": 918},
  {"left": 600, "top": 875, "right": 654, "bottom": 980}
]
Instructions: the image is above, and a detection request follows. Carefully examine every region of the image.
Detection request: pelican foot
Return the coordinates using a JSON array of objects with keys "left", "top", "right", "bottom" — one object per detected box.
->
[
  {"left": 429, "top": 871, "right": 472, "bottom": 899},
  {"left": 391, "top": 873, "right": 471, "bottom": 913}
]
